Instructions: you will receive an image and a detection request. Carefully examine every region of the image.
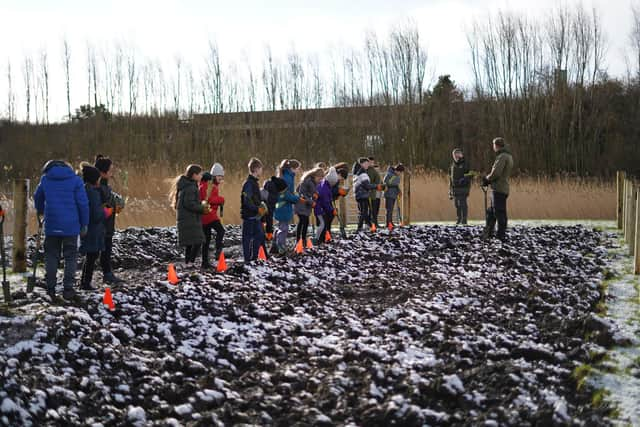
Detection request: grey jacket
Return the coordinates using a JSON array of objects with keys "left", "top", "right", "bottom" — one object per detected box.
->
[
  {"left": 176, "top": 176, "right": 205, "bottom": 247},
  {"left": 295, "top": 176, "right": 316, "bottom": 217},
  {"left": 353, "top": 169, "right": 375, "bottom": 201}
]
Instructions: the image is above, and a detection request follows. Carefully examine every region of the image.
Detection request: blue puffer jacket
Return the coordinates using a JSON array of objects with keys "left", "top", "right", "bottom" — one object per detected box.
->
[
  {"left": 34, "top": 161, "right": 89, "bottom": 237},
  {"left": 80, "top": 185, "right": 106, "bottom": 254},
  {"left": 274, "top": 168, "right": 300, "bottom": 223}
]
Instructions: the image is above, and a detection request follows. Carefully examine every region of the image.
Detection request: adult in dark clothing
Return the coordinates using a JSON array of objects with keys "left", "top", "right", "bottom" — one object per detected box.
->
[
  {"left": 482, "top": 138, "right": 514, "bottom": 241},
  {"left": 79, "top": 165, "right": 106, "bottom": 291},
  {"left": 383, "top": 163, "right": 405, "bottom": 227},
  {"left": 34, "top": 160, "right": 89, "bottom": 300},
  {"left": 449, "top": 148, "right": 471, "bottom": 225},
  {"left": 366, "top": 157, "right": 382, "bottom": 228},
  {"left": 94, "top": 155, "right": 125, "bottom": 284},
  {"left": 241, "top": 158, "right": 268, "bottom": 262},
  {"left": 171, "top": 165, "right": 208, "bottom": 265}
]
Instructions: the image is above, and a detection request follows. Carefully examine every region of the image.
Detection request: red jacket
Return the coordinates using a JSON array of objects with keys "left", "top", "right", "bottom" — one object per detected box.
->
[{"left": 199, "top": 181, "right": 225, "bottom": 224}]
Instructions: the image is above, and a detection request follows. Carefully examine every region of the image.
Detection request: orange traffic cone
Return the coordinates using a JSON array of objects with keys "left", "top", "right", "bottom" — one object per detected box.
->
[
  {"left": 388, "top": 222, "right": 394, "bottom": 231},
  {"left": 325, "top": 230, "right": 332, "bottom": 242},
  {"left": 295, "top": 239, "right": 304, "bottom": 254},
  {"left": 167, "top": 263, "right": 180, "bottom": 285},
  {"left": 216, "top": 252, "right": 227, "bottom": 273},
  {"left": 371, "top": 223, "right": 377, "bottom": 232},
  {"left": 306, "top": 238, "right": 313, "bottom": 249},
  {"left": 103, "top": 288, "right": 115, "bottom": 311},
  {"left": 258, "top": 245, "right": 267, "bottom": 261}
]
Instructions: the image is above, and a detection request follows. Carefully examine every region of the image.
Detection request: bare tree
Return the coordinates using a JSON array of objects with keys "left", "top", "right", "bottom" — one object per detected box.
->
[
  {"left": 6, "top": 59, "right": 16, "bottom": 122},
  {"left": 39, "top": 49, "right": 49, "bottom": 124},
  {"left": 22, "top": 56, "right": 33, "bottom": 123},
  {"left": 205, "top": 40, "right": 223, "bottom": 113},
  {"left": 127, "top": 50, "right": 138, "bottom": 116},
  {"left": 632, "top": 4, "right": 640, "bottom": 80},
  {"left": 262, "top": 45, "right": 278, "bottom": 111},
  {"left": 62, "top": 38, "right": 72, "bottom": 120}
]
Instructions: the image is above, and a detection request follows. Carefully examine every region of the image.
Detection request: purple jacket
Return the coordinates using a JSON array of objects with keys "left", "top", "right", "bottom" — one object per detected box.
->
[{"left": 315, "top": 180, "right": 334, "bottom": 216}]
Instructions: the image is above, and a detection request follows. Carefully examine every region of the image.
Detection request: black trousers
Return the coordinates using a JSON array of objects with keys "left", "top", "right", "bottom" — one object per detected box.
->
[
  {"left": 385, "top": 197, "right": 396, "bottom": 226},
  {"left": 485, "top": 191, "right": 508, "bottom": 239},
  {"left": 202, "top": 220, "right": 225, "bottom": 265},
  {"left": 81, "top": 252, "right": 100, "bottom": 288},
  {"left": 317, "top": 213, "right": 334, "bottom": 243},
  {"left": 185, "top": 245, "right": 200, "bottom": 264},
  {"left": 296, "top": 215, "right": 309, "bottom": 242},
  {"left": 370, "top": 198, "right": 381, "bottom": 227},
  {"left": 454, "top": 195, "right": 469, "bottom": 224},
  {"left": 357, "top": 199, "right": 371, "bottom": 231},
  {"left": 264, "top": 212, "right": 274, "bottom": 236},
  {"left": 100, "top": 233, "right": 113, "bottom": 274}
]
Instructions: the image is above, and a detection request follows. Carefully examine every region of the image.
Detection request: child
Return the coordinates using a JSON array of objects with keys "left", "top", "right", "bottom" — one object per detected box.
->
[
  {"left": 262, "top": 177, "right": 278, "bottom": 242},
  {"left": 273, "top": 159, "right": 301, "bottom": 253},
  {"left": 315, "top": 166, "right": 339, "bottom": 243},
  {"left": 79, "top": 164, "right": 106, "bottom": 291},
  {"left": 367, "top": 157, "right": 382, "bottom": 228},
  {"left": 383, "top": 163, "right": 405, "bottom": 228},
  {"left": 295, "top": 167, "right": 323, "bottom": 244},
  {"left": 170, "top": 164, "right": 209, "bottom": 266},
  {"left": 34, "top": 160, "right": 89, "bottom": 300},
  {"left": 241, "top": 158, "right": 268, "bottom": 262},
  {"left": 199, "top": 163, "right": 225, "bottom": 269},
  {"left": 94, "top": 154, "right": 126, "bottom": 284},
  {"left": 449, "top": 148, "right": 471, "bottom": 225},
  {"left": 353, "top": 158, "right": 380, "bottom": 232}
]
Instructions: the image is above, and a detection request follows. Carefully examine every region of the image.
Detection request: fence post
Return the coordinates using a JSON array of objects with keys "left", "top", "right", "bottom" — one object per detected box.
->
[
  {"left": 623, "top": 179, "right": 628, "bottom": 237},
  {"left": 625, "top": 180, "right": 634, "bottom": 243},
  {"left": 339, "top": 194, "right": 347, "bottom": 229},
  {"left": 11, "top": 179, "right": 29, "bottom": 273},
  {"left": 402, "top": 170, "right": 411, "bottom": 226},
  {"left": 617, "top": 171, "right": 625, "bottom": 230},
  {"left": 635, "top": 186, "right": 640, "bottom": 274},
  {"left": 631, "top": 184, "right": 638, "bottom": 256}
]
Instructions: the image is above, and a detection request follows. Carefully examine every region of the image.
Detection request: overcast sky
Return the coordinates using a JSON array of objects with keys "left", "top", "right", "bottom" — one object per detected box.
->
[{"left": 0, "top": 0, "right": 636, "bottom": 120}]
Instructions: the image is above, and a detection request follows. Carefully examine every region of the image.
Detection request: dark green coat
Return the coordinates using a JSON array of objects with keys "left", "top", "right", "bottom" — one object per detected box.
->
[
  {"left": 449, "top": 158, "right": 471, "bottom": 197},
  {"left": 176, "top": 176, "right": 205, "bottom": 247},
  {"left": 366, "top": 167, "right": 382, "bottom": 199},
  {"left": 487, "top": 148, "right": 514, "bottom": 195}
]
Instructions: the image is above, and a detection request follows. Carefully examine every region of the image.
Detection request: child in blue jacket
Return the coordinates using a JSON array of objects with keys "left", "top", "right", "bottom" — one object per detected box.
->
[
  {"left": 273, "top": 159, "right": 301, "bottom": 254},
  {"left": 241, "top": 158, "right": 267, "bottom": 262},
  {"left": 34, "top": 160, "right": 89, "bottom": 300}
]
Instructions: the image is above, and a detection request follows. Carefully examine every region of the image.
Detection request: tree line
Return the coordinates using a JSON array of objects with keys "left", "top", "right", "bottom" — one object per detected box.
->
[{"left": 1, "top": 2, "right": 640, "bottom": 181}]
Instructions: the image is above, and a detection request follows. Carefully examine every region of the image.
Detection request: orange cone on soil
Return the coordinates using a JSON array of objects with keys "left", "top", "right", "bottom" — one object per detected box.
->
[
  {"left": 306, "top": 238, "right": 313, "bottom": 249},
  {"left": 167, "top": 263, "right": 180, "bottom": 285},
  {"left": 258, "top": 245, "right": 267, "bottom": 261},
  {"left": 325, "top": 231, "right": 332, "bottom": 242},
  {"left": 371, "top": 223, "right": 377, "bottom": 232},
  {"left": 295, "top": 239, "right": 304, "bottom": 254},
  {"left": 103, "top": 288, "right": 115, "bottom": 311},
  {"left": 216, "top": 252, "right": 227, "bottom": 273}
]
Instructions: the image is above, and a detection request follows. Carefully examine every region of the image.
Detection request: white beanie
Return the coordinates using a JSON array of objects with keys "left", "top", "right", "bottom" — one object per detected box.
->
[
  {"left": 325, "top": 167, "right": 339, "bottom": 186},
  {"left": 210, "top": 163, "right": 224, "bottom": 177}
]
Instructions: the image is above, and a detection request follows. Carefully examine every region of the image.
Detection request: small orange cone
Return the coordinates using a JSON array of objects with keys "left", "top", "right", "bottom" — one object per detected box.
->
[
  {"left": 388, "top": 222, "right": 394, "bottom": 231},
  {"left": 258, "top": 245, "right": 267, "bottom": 261},
  {"left": 306, "top": 238, "right": 313, "bottom": 249},
  {"left": 216, "top": 252, "right": 227, "bottom": 273},
  {"left": 295, "top": 239, "right": 304, "bottom": 254},
  {"left": 325, "top": 231, "right": 332, "bottom": 242},
  {"left": 167, "top": 263, "right": 180, "bottom": 285},
  {"left": 371, "top": 223, "right": 377, "bottom": 232},
  {"left": 103, "top": 288, "right": 115, "bottom": 311}
]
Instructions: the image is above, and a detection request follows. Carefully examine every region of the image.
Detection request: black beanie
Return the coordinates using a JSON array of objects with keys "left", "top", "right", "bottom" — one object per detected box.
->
[
  {"left": 201, "top": 172, "right": 213, "bottom": 182},
  {"left": 94, "top": 154, "right": 112, "bottom": 173},
  {"left": 82, "top": 165, "right": 101, "bottom": 184}
]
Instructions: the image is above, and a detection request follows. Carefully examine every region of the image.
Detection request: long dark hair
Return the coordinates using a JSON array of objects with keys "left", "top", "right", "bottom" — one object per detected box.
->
[{"left": 169, "top": 164, "right": 203, "bottom": 209}]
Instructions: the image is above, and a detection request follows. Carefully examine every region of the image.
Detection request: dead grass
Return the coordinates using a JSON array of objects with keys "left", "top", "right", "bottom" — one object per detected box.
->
[{"left": 0, "top": 163, "right": 615, "bottom": 233}]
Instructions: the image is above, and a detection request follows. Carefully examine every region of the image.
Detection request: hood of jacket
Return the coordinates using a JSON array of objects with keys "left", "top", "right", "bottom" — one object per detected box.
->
[{"left": 43, "top": 162, "right": 76, "bottom": 181}]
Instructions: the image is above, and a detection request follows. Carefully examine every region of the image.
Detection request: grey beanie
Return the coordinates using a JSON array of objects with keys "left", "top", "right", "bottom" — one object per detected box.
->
[
  {"left": 325, "top": 167, "right": 339, "bottom": 187},
  {"left": 210, "top": 163, "right": 224, "bottom": 177}
]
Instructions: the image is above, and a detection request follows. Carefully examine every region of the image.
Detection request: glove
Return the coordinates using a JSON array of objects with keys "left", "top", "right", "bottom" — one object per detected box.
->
[
  {"left": 332, "top": 209, "right": 338, "bottom": 216},
  {"left": 312, "top": 202, "right": 317, "bottom": 208},
  {"left": 299, "top": 197, "right": 307, "bottom": 204},
  {"left": 258, "top": 202, "right": 268, "bottom": 217},
  {"left": 80, "top": 225, "right": 88, "bottom": 238},
  {"left": 103, "top": 207, "right": 114, "bottom": 219},
  {"left": 338, "top": 188, "right": 347, "bottom": 197},
  {"left": 312, "top": 193, "right": 319, "bottom": 200},
  {"left": 481, "top": 177, "right": 490, "bottom": 187},
  {"left": 115, "top": 205, "right": 124, "bottom": 214}
]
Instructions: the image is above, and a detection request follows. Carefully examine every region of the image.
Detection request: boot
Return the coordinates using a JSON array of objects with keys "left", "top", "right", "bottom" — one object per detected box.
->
[
  {"left": 103, "top": 272, "right": 124, "bottom": 284},
  {"left": 482, "top": 212, "right": 496, "bottom": 240}
]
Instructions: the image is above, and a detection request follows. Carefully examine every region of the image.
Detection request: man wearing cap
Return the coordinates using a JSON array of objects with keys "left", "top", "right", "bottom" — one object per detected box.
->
[
  {"left": 481, "top": 137, "right": 514, "bottom": 241},
  {"left": 449, "top": 148, "right": 471, "bottom": 225}
]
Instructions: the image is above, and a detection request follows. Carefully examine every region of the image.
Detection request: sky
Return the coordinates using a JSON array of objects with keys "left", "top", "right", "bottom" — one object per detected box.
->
[{"left": 0, "top": 0, "right": 636, "bottom": 121}]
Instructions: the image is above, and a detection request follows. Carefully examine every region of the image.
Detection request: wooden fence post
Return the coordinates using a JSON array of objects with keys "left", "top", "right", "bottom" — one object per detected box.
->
[
  {"left": 625, "top": 180, "right": 634, "bottom": 243},
  {"left": 617, "top": 171, "right": 625, "bottom": 229},
  {"left": 623, "top": 179, "right": 628, "bottom": 237},
  {"left": 402, "top": 170, "right": 411, "bottom": 226},
  {"left": 635, "top": 186, "right": 640, "bottom": 274},
  {"left": 631, "top": 185, "right": 638, "bottom": 256},
  {"left": 11, "top": 179, "right": 29, "bottom": 273}
]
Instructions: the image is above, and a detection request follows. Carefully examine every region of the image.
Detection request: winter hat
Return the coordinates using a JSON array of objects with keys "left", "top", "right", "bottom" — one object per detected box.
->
[
  {"left": 271, "top": 176, "right": 288, "bottom": 193},
  {"left": 201, "top": 172, "right": 213, "bottom": 182},
  {"left": 395, "top": 163, "right": 406, "bottom": 172},
  {"left": 82, "top": 165, "right": 101, "bottom": 185},
  {"left": 210, "top": 163, "right": 224, "bottom": 177},
  {"left": 94, "top": 154, "right": 113, "bottom": 173},
  {"left": 325, "top": 167, "right": 339, "bottom": 187},
  {"left": 452, "top": 148, "right": 463, "bottom": 156}
]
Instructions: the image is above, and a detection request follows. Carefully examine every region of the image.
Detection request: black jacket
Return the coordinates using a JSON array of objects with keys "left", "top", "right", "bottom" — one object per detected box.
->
[{"left": 241, "top": 175, "right": 262, "bottom": 220}]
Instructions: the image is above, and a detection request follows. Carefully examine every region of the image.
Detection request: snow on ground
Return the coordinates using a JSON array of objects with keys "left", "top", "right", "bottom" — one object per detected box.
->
[{"left": 0, "top": 224, "right": 617, "bottom": 425}]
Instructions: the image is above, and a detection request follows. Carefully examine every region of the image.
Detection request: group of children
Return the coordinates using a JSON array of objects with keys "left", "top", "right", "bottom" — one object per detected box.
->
[
  {"left": 171, "top": 156, "right": 406, "bottom": 267},
  {"left": 34, "top": 155, "right": 125, "bottom": 300}
]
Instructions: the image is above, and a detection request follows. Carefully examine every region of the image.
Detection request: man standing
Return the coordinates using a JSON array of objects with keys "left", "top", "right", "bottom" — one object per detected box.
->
[
  {"left": 482, "top": 137, "right": 514, "bottom": 241},
  {"left": 449, "top": 148, "right": 471, "bottom": 225}
]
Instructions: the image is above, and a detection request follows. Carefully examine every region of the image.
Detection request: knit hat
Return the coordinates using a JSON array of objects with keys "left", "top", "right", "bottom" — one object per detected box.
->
[
  {"left": 325, "top": 167, "right": 339, "bottom": 187},
  {"left": 94, "top": 154, "right": 113, "bottom": 173},
  {"left": 82, "top": 165, "right": 101, "bottom": 185},
  {"left": 271, "top": 176, "right": 287, "bottom": 192},
  {"left": 452, "top": 148, "right": 463, "bottom": 156},
  {"left": 201, "top": 172, "right": 213, "bottom": 182},
  {"left": 210, "top": 163, "right": 224, "bottom": 177}
]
